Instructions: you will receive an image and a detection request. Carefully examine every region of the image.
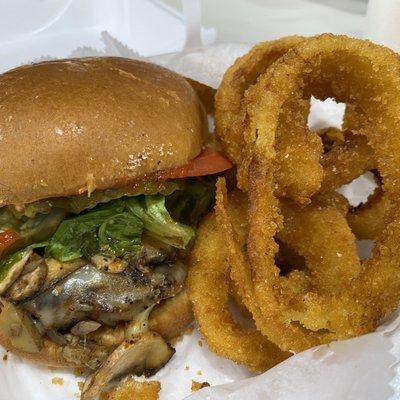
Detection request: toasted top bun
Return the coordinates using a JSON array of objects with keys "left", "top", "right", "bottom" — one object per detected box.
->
[{"left": 0, "top": 57, "right": 205, "bottom": 206}]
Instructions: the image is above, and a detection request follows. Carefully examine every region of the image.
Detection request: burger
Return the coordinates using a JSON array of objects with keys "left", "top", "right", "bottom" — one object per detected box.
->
[{"left": 0, "top": 57, "right": 231, "bottom": 397}]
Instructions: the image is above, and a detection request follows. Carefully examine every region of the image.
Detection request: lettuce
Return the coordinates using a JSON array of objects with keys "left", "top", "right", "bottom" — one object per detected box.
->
[
  {"left": 98, "top": 213, "right": 143, "bottom": 257},
  {"left": 127, "top": 196, "right": 195, "bottom": 249},
  {"left": 0, "top": 242, "right": 48, "bottom": 283},
  {"left": 2, "top": 178, "right": 215, "bottom": 263},
  {"left": 45, "top": 200, "right": 139, "bottom": 262},
  {"left": 0, "top": 208, "right": 66, "bottom": 254},
  {"left": 45, "top": 194, "right": 195, "bottom": 262},
  {"left": 166, "top": 177, "right": 216, "bottom": 227}
]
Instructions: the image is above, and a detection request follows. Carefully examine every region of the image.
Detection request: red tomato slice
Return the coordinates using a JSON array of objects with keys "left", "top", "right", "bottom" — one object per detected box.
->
[
  {"left": 0, "top": 229, "right": 21, "bottom": 258},
  {"left": 157, "top": 148, "right": 232, "bottom": 180}
]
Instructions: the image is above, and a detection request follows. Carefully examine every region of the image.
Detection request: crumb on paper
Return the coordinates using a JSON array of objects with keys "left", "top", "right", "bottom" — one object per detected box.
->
[
  {"left": 185, "top": 365, "right": 190, "bottom": 371},
  {"left": 196, "top": 370, "right": 203, "bottom": 376},
  {"left": 3, "top": 354, "right": 8, "bottom": 361},
  {"left": 191, "top": 380, "right": 210, "bottom": 392},
  {"left": 100, "top": 378, "right": 160, "bottom": 400},
  {"left": 51, "top": 377, "right": 64, "bottom": 386},
  {"left": 198, "top": 340, "right": 203, "bottom": 347}
]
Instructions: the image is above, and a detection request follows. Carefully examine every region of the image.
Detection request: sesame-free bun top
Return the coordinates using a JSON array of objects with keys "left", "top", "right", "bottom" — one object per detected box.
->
[{"left": 0, "top": 57, "right": 205, "bottom": 206}]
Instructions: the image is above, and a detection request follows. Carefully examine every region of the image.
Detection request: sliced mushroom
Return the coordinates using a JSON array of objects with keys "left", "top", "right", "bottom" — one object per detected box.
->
[
  {"left": 149, "top": 289, "right": 194, "bottom": 340},
  {"left": 124, "top": 305, "right": 155, "bottom": 338},
  {"left": 87, "top": 305, "right": 155, "bottom": 348},
  {"left": 0, "top": 297, "right": 42, "bottom": 353},
  {"left": 23, "top": 261, "right": 186, "bottom": 330},
  {"left": 43, "top": 257, "right": 86, "bottom": 289},
  {"left": 6, "top": 261, "right": 47, "bottom": 302},
  {"left": 87, "top": 323, "right": 126, "bottom": 348},
  {"left": 81, "top": 331, "right": 174, "bottom": 400},
  {"left": 0, "top": 249, "right": 32, "bottom": 295},
  {"left": 22, "top": 252, "right": 44, "bottom": 273}
]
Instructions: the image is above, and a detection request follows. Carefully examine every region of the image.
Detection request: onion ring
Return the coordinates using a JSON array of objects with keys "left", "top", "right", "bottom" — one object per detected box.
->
[
  {"left": 243, "top": 34, "right": 400, "bottom": 351},
  {"left": 187, "top": 191, "right": 288, "bottom": 371},
  {"left": 346, "top": 187, "right": 392, "bottom": 240},
  {"left": 190, "top": 34, "right": 400, "bottom": 367},
  {"left": 216, "top": 36, "right": 323, "bottom": 202},
  {"left": 320, "top": 132, "right": 374, "bottom": 192}
]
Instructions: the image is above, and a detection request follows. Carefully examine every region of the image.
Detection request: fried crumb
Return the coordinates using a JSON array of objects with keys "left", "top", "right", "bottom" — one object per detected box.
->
[
  {"left": 100, "top": 378, "right": 160, "bottom": 400},
  {"left": 191, "top": 380, "right": 210, "bottom": 392},
  {"left": 196, "top": 370, "right": 203, "bottom": 376},
  {"left": 198, "top": 340, "right": 203, "bottom": 347},
  {"left": 48, "top": 366, "right": 59, "bottom": 372},
  {"left": 78, "top": 381, "right": 85, "bottom": 392},
  {"left": 51, "top": 377, "right": 64, "bottom": 386},
  {"left": 185, "top": 326, "right": 194, "bottom": 335},
  {"left": 74, "top": 368, "right": 86, "bottom": 377},
  {"left": 2, "top": 354, "right": 8, "bottom": 361}
]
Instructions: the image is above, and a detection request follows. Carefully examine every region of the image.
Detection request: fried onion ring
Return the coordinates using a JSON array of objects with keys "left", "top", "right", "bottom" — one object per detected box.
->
[
  {"left": 347, "top": 187, "right": 392, "bottom": 240},
  {"left": 216, "top": 36, "right": 323, "bottom": 202},
  {"left": 187, "top": 190, "right": 288, "bottom": 371},
  {"left": 241, "top": 34, "right": 400, "bottom": 351},
  {"left": 320, "top": 132, "right": 374, "bottom": 192},
  {"left": 189, "top": 34, "right": 400, "bottom": 369}
]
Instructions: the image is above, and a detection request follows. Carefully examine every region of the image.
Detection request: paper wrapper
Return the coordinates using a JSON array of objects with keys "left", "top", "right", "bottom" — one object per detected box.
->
[{"left": 3, "top": 7, "right": 400, "bottom": 398}]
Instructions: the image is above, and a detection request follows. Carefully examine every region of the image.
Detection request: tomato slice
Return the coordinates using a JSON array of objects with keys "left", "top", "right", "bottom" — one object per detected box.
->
[
  {"left": 0, "top": 229, "right": 21, "bottom": 258},
  {"left": 157, "top": 148, "right": 232, "bottom": 180}
]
